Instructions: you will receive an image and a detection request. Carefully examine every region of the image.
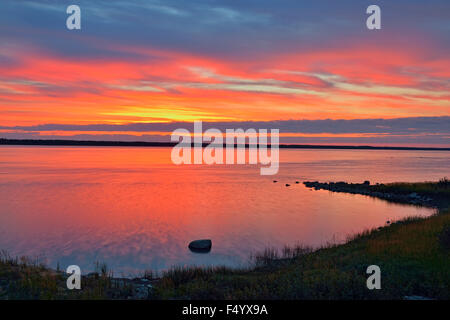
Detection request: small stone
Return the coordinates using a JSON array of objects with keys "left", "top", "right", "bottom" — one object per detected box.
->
[{"left": 188, "top": 239, "right": 212, "bottom": 252}]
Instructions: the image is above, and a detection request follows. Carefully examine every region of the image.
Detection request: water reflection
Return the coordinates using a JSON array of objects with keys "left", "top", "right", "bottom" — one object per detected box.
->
[{"left": 0, "top": 146, "right": 446, "bottom": 275}]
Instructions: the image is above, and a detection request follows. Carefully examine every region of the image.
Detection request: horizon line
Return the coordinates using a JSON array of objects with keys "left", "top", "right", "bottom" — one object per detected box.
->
[{"left": 1, "top": 138, "right": 449, "bottom": 151}]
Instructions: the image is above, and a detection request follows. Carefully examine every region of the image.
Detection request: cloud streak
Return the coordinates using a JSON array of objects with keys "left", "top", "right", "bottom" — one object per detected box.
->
[{"left": 1, "top": 116, "right": 448, "bottom": 133}]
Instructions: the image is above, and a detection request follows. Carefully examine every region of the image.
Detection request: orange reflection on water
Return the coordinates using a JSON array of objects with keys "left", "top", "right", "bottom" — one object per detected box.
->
[{"left": 0, "top": 146, "right": 445, "bottom": 274}]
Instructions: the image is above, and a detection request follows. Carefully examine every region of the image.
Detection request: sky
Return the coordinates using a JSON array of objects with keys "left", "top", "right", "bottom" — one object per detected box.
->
[{"left": 0, "top": 0, "right": 449, "bottom": 146}]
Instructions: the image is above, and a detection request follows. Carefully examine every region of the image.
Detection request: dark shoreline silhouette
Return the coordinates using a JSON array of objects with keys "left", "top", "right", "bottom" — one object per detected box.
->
[{"left": 1, "top": 138, "right": 449, "bottom": 151}]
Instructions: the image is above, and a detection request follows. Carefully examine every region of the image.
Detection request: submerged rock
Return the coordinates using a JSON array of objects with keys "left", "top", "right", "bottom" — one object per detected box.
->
[{"left": 188, "top": 239, "right": 212, "bottom": 253}]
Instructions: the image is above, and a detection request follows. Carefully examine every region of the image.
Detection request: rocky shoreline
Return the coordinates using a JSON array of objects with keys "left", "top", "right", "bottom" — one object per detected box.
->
[{"left": 303, "top": 181, "right": 437, "bottom": 207}]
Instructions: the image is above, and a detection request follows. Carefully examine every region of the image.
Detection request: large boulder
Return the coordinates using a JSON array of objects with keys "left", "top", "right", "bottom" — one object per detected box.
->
[{"left": 188, "top": 239, "right": 212, "bottom": 252}]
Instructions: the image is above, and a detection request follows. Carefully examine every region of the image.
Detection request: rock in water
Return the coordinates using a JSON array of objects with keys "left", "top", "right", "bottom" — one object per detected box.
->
[{"left": 188, "top": 239, "right": 212, "bottom": 253}]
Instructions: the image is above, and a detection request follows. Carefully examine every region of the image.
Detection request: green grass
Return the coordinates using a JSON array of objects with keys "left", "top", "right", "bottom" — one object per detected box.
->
[
  {"left": 0, "top": 251, "right": 134, "bottom": 299},
  {"left": 371, "top": 178, "right": 450, "bottom": 201}
]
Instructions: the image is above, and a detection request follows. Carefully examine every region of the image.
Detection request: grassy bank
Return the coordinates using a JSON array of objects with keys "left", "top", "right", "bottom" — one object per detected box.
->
[
  {"left": 154, "top": 210, "right": 449, "bottom": 299},
  {"left": 1, "top": 180, "right": 449, "bottom": 299},
  {"left": 0, "top": 254, "right": 138, "bottom": 299}
]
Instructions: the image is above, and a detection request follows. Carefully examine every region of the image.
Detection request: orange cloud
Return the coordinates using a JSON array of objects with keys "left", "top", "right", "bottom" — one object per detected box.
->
[{"left": 0, "top": 42, "right": 449, "bottom": 128}]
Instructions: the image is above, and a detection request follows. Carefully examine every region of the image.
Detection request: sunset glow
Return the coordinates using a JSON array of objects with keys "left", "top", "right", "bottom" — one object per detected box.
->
[{"left": 0, "top": 1, "right": 449, "bottom": 146}]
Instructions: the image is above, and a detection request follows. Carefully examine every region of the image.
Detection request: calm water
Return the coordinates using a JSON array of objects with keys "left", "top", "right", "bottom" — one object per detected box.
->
[{"left": 0, "top": 146, "right": 448, "bottom": 276}]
